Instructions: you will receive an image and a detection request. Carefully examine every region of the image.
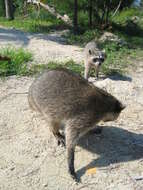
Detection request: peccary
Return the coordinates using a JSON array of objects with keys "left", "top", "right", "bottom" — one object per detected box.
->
[{"left": 28, "top": 68, "right": 125, "bottom": 181}]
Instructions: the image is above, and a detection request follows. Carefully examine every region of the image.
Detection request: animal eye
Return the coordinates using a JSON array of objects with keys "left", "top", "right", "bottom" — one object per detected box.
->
[
  {"left": 89, "top": 50, "right": 92, "bottom": 55},
  {"left": 93, "top": 58, "right": 98, "bottom": 62}
]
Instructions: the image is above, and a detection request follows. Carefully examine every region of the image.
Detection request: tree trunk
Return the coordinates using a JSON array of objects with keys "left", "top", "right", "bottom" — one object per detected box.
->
[
  {"left": 105, "top": 6, "right": 110, "bottom": 25},
  {"left": 89, "top": 0, "right": 93, "bottom": 28},
  {"left": 73, "top": 0, "right": 78, "bottom": 34},
  {"left": 0, "top": 0, "right": 5, "bottom": 16},
  {"left": 101, "top": 9, "right": 105, "bottom": 25},
  {"left": 5, "top": 0, "right": 14, "bottom": 20},
  {"left": 27, "top": 1, "right": 73, "bottom": 27}
]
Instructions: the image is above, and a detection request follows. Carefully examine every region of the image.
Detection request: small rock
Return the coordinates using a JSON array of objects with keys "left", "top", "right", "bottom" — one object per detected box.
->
[
  {"left": 99, "top": 32, "right": 127, "bottom": 46},
  {"left": 10, "top": 167, "right": 15, "bottom": 171}
]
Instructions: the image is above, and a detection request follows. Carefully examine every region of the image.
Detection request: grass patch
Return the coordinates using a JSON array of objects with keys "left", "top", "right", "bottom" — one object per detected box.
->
[
  {"left": 0, "top": 48, "right": 84, "bottom": 77},
  {"left": 26, "top": 60, "right": 84, "bottom": 76},
  {"left": 100, "top": 41, "right": 131, "bottom": 75},
  {"left": 23, "top": 57, "right": 129, "bottom": 78},
  {"left": 0, "top": 16, "right": 68, "bottom": 33},
  {"left": 111, "top": 8, "right": 143, "bottom": 25},
  {"left": 64, "top": 8, "right": 143, "bottom": 75},
  {"left": 0, "top": 47, "right": 32, "bottom": 76},
  {"left": 111, "top": 8, "right": 143, "bottom": 48},
  {"left": 1, "top": 7, "right": 143, "bottom": 77},
  {"left": 0, "top": 46, "right": 133, "bottom": 79},
  {"left": 64, "top": 29, "right": 102, "bottom": 46}
]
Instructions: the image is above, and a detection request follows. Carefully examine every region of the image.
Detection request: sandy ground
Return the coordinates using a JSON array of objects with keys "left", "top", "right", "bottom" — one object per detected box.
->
[
  {"left": 0, "top": 27, "right": 143, "bottom": 190},
  {"left": 0, "top": 26, "right": 83, "bottom": 64}
]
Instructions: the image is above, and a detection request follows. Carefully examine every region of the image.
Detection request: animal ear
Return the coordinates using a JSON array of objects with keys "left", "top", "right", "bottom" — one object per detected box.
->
[
  {"left": 89, "top": 50, "right": 92, "bottom": 55},
  {"left": 102, "top": 49, "right": 105, "bottom": 53},
  {"left": 121, "top": 104, "right": 126, "bottom": 111},
  {"left": 115, "top": 101, "right": 126, "bottom": 113},
  {"left": 102, "top": 49, "right": 106, "bottom": 58}
]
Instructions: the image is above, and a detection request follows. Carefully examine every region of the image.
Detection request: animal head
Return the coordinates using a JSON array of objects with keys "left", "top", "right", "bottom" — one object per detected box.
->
[
  {"left": 89, "top": 49, "right": 106, "bottom": 67},
  {"left": 102, "top": 99, "right": 125, "bottom": 122},
  {"left": 91, "top": 87, "right": 125, "bottom": 122}
]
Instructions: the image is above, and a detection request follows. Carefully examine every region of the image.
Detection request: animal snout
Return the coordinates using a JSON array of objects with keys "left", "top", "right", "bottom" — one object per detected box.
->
[{"left": 100, "top": 57, "right": 104, "bottom": 62}]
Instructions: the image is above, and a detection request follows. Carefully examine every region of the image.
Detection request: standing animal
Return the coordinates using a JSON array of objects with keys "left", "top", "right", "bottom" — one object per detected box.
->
[
  {"left": 84, "top": 41, "right": 106, "bottom": 79},
  {"left": 28, "top": 68, "right": 125, "bottom": 181}
]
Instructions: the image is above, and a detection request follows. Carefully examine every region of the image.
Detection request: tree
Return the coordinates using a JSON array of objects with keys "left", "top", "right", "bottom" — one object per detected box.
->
[
  {"left": 4, "top": 0, "right": 14, "bottom": 20},
  {"left": 89, "top": 0, "right": 93, "bottom": 28},
  {"left": 73, "top": 0, "right": 78, "bottom": 33},
  {"left": 0, "top": 0, "right": 5, "bottom": 16},
  {"left": 91, "top": 0, "right": 134, "bottom": 27},
  {"left": 27, "top": 0, "right": 73, "bottom": 26}
]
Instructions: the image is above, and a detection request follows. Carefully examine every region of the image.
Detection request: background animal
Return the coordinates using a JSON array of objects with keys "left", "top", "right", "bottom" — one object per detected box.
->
[
  {"left": 28, "top": 68, "right": 125, "bottom": 181},
  {"left": 84, "top": 41, "right": 106, "bottom": 79}
]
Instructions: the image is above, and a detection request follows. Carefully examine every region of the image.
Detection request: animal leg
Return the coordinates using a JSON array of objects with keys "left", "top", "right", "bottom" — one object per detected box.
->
[
  {"left": 84, "top": 61, "right": 91, "bottom": 79},
  {"left": 65, "top": 125, "right": 79, "bottom": 181},
  {"left": 49, "top": 120, "right": 65, "bottom": 147}
]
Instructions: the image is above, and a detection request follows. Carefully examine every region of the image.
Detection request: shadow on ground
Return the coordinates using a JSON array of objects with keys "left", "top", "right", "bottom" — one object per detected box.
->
[
  {"left": 77, "top": 126, "right": 143, "bottom": 179},
  {"left": 0, "top": 28, "right": 30, "bottom": 46},
  {"left": 105, "top": 71, "right": 132, "bottom": 82},
  {"left": 91, "top": 73, "right": 132, "bottom": 82},
  {"left": 34, "top": 33, "right": 67, "bottom": 44},
  {"left": 90, "top": 69, "right": 132, "bottom": 82},
  {"left": 107, "top": 74, "right": 132, "bottom": 82},
  {"left": 0, "top": 27, "right": 70, "bottom": 47}
]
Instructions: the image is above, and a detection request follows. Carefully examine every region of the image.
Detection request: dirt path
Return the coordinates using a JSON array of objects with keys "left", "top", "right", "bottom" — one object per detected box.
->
[
  {"left": 0, "top": 26, "right": 83, "bottom": 63},
  {"left": 0, "top": 27, "right": 143, "bottom": 190}
]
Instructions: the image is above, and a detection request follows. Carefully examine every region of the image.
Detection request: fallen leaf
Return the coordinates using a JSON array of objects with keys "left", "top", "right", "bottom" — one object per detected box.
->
[{"left": 86, "top": 167, "right": 97, "bottom": 174}]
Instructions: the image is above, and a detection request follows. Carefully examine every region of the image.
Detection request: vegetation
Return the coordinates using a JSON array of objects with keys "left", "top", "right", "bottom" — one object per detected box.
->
[
  {"left": 0, "top": 18, "right": 66, "bottom": 33},
  {"left": 0, "top": 47, "right": 32, "bottom": 76},
  {"left": 0, "top": 1, "right": 143, "bottom": 78},
  {"left": 0, "top": 1, "right": 136, "bottom": 31},
  {"left": 0, "top": 45, "right": 133, "bottom": 78},
  {"left": 64, "top": 7, "right": 143, "bottom": 75},
  {"left": 28, "top": 60, "right": 84, "bottom": 76},
  {"left": 0, "top": 47, "right": 84, "bottom": 77}
]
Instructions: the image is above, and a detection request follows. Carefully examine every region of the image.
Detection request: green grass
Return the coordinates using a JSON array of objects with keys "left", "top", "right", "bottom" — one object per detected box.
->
[
  {"left": 61, "top": 38, "right": 138, "bottom": 76},
  {"left": 25, "top": 60, "right": 84, "bottom": 76},
  {"left": 0, "top": 48, "right": 84, "bottom": 78},
  {"left": 0, "top": 8, "right": 143, "bottom": 77},
  {"left": 64, "top": 29, "right": 102, "bottom": 46},
  {"left": 0, "top": 45, "right": 123, "bottom": 78},
  {"left": 111, "top": 8, "right": 143, "bottom": 47},
  {"left": 0, "top": 16, "right": 68, "bottom": 33},
  {"left": 100, "top": 41, "right": 132, "bottom": 75},
  {"left": 64, "top": 8, "right": 143, "bottom": 75},
  {"left": 0, "top": 47, "right": 32, "bottom": 76},
  {"left": 111, "top": 8, "right": 143, "bottom": 25},
  {"left": 0, "top": 45, "right": 137, "bottom": 79}
]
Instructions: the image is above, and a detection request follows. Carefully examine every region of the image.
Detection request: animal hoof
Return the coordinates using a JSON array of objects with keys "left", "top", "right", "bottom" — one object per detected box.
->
[
  {"left": 57, "top": 136, "right": 65, "bottom": 147},
  {"left": 71, "top": 173, "right": 80, "bottom": 183}
]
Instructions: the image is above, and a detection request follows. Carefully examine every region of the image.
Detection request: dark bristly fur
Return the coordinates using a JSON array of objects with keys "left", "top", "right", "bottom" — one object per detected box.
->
[{"left": 28, "top": 68, "right": 125, "bottom": 181}]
